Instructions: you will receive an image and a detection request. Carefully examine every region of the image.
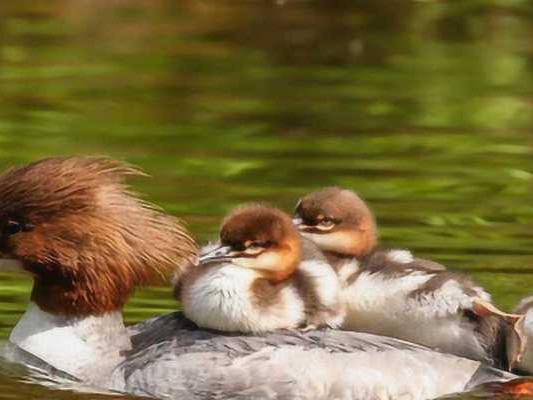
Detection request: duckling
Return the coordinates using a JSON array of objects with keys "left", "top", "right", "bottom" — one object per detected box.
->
[
  {"left": 293, "top": 187, "right": 524, "bottom": 370},
  {"left": 180, "top": 205, "right": 344, "bottom": 333}
]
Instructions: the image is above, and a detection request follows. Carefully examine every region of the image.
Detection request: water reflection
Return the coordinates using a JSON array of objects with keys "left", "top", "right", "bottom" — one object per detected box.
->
[{"left": 1, "top": 0, "right": 533, "bottom": 398}]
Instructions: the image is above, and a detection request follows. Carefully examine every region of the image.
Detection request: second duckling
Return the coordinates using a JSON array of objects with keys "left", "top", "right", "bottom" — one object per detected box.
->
[{"left": 294, "top": 187, "right": 525, "bottom": 370}]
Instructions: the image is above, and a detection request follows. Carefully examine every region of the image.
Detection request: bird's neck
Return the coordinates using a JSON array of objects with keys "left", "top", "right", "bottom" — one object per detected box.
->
[{"left": 7, "top": 302, "right": 131, "bottom": 386}]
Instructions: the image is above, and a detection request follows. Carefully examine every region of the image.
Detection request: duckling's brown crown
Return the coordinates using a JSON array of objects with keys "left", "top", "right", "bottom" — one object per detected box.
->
[
  {"left": 221, "top": 204, "right": 299, "bottom": 249},
  {"left": 296, "top": 186, "right": 377, "bottom": 258},
  {"left": 220, "top": 204, "right": 301, "bottom": 281},
  {"left": 296, "top": 187, "right": 373, "bottom": 226}
]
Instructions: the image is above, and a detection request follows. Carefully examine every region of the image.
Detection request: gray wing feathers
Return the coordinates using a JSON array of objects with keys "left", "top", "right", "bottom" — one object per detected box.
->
[
  {"left": 465, "top": 364, "right": 517, "bottom": 389},
  {"left": 112, "top": 344, "right": 482, "bottom": 400},
  {"left": 113, "top": 313, "right": 514, "bottom": 400}
]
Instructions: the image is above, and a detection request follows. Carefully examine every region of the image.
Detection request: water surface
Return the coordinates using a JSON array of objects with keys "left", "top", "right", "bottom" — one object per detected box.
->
[{"left": 1, "top": 0, "right": 533, "bottom": 398}]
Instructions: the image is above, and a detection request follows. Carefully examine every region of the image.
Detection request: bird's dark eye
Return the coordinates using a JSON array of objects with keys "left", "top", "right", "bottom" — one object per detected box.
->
[
  {"left": 244, "top": 240, "right": 274, "bottom": 256},
  {"left": 318, "top": 217, "right": 336, "bottom": 229},
  {"left": 232, "top": 242, "right": 246, "bottom": 252},
  {"left": 249, "top": 241, "right": 273, "bottom": 249},
  {"left": 3, "top": 221, "right": 22, "bottom": 237},
  {"left": 247, "top": 242, "right": 261, "bottom": 251},
  {"left": 1, "top": 219, "right": 33, "bottom": 237}
]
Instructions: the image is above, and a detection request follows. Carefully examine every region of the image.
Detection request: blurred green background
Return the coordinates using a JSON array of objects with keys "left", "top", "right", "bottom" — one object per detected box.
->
[{"left": 0, "top": 0, "right": 533, "bottom": 397}]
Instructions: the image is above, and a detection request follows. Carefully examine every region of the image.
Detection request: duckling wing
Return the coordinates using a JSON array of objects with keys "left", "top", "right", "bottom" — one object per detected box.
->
[
  {"left": 362, "top": 250, "right": 447, "bottom": 275},
  {"left": 408, "top": 271, "right": 490, "bottom": 314},
  {"left": 397, "top": 270, "right": 525, "bottom": 370},
  {"left": 345, "top": 254, "right": 505, "bottom": 365},
  {"left": 350, "top": 254, "right": 486, "bottom": 322},
  {"left": 360, "top": 251, "right": 488, "bottom": 316},
  {"left": 113, "top": 312, "right": 516, "bottom": 400}
]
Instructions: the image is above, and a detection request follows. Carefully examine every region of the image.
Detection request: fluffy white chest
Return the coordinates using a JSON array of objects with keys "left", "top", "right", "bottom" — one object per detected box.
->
[
  {"left": 182, "top": 264, "right": 305, "bottom": 333},
  {"left": 6, "top": 303, "right": 130, "bottom": 385}
]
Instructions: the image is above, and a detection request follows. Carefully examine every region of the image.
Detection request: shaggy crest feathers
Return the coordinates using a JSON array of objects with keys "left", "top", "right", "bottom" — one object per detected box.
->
[{"left": 0, "top": 157, "right": 198, "bottom": 316}]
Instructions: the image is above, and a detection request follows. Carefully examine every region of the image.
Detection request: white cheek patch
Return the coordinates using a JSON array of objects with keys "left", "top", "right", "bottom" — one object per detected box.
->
[
  {"left": 256, "top": 252, "right": 283, "bottom": 271},
  {"left": 233, "top": 252, "right": 283, "bottom": 271},
  {"left": 233, "top": 257, "right": 256, "bottom": 269},
  {"left": 301, "top": 231, "right": 358, "bottom": 255}
]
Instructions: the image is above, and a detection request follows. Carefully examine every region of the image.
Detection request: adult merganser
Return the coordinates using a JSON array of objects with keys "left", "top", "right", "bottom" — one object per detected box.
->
[
  {"left": 180, "top": 205, "right": 344, "bottom": 333},
  {"left": 0, "top": 157, "right": 197, "bottom": 387},
  {"left": 0, "top": 159, "right": 527, "bottom": 400},
  {"left": 293, "top": 187, "right": 524, "bottom": 370}
]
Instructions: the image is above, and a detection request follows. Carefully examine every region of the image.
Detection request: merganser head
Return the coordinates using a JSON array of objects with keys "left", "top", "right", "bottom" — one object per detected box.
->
[
  {"left": 293, "top": 187, "right": 376, "bottom": 259},
  {"left": 0, "top": 157, "right": 197, "bottom": 317},
  {"left": 199, "top": 205, "right": 301, "bottom": 283}
]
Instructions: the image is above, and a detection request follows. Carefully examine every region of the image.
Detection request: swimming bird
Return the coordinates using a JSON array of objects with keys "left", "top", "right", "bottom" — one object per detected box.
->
[
  {"left": 0, "top": 157, "right": 197, "bottom": 387},
  {"left": 293, "top": 187, "right": 524, "bottom": 370},
  {"left": 180, "top": 204, "right": 344, "bottom": 333},
  {"left": 0, "top": 159, "right": 524, "bottom": 400}
]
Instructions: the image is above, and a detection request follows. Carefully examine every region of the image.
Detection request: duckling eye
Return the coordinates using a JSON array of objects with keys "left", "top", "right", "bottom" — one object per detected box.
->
[
  {"left": 250, "top": 241, "right": 273, "bottom": 249},
  {"left": 245, "top": 241, "right": 273, "bottom": 255},
  {"left": 231, "top": 242, "right": 246, "bottom": 252},
  {"left": 319, "top": 217, "right": 335, "bottom": 228},
  {"left": 247, "top": 242, "right": 262, "bottom": 251},
  {"left": 3, "top": 221, "right": 22, "bottom": 237}
]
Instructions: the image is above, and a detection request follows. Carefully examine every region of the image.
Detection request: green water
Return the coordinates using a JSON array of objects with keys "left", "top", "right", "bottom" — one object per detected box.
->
[{"left": 1, "top": 0, "right": 533, "bottom": 398}]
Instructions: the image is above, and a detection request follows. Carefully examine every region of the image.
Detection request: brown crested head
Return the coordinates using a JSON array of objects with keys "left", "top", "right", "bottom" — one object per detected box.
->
[
  {"left": 199, "top": 205, "right": 301, "bottom": 283},
  {"left": 0, "top": 157, "right": 198, "bottom": 317},
  {"left": 293, "top": 187, "right": 377, "bottom": 258}
]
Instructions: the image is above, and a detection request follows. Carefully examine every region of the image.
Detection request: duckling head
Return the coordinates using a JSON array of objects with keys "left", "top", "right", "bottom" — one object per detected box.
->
[
  {"left": 293, "top": 187, "right": 376, "bottom": 259},
  {"left": 199, "top": 205, "right": 301, "bottom": 283}
]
